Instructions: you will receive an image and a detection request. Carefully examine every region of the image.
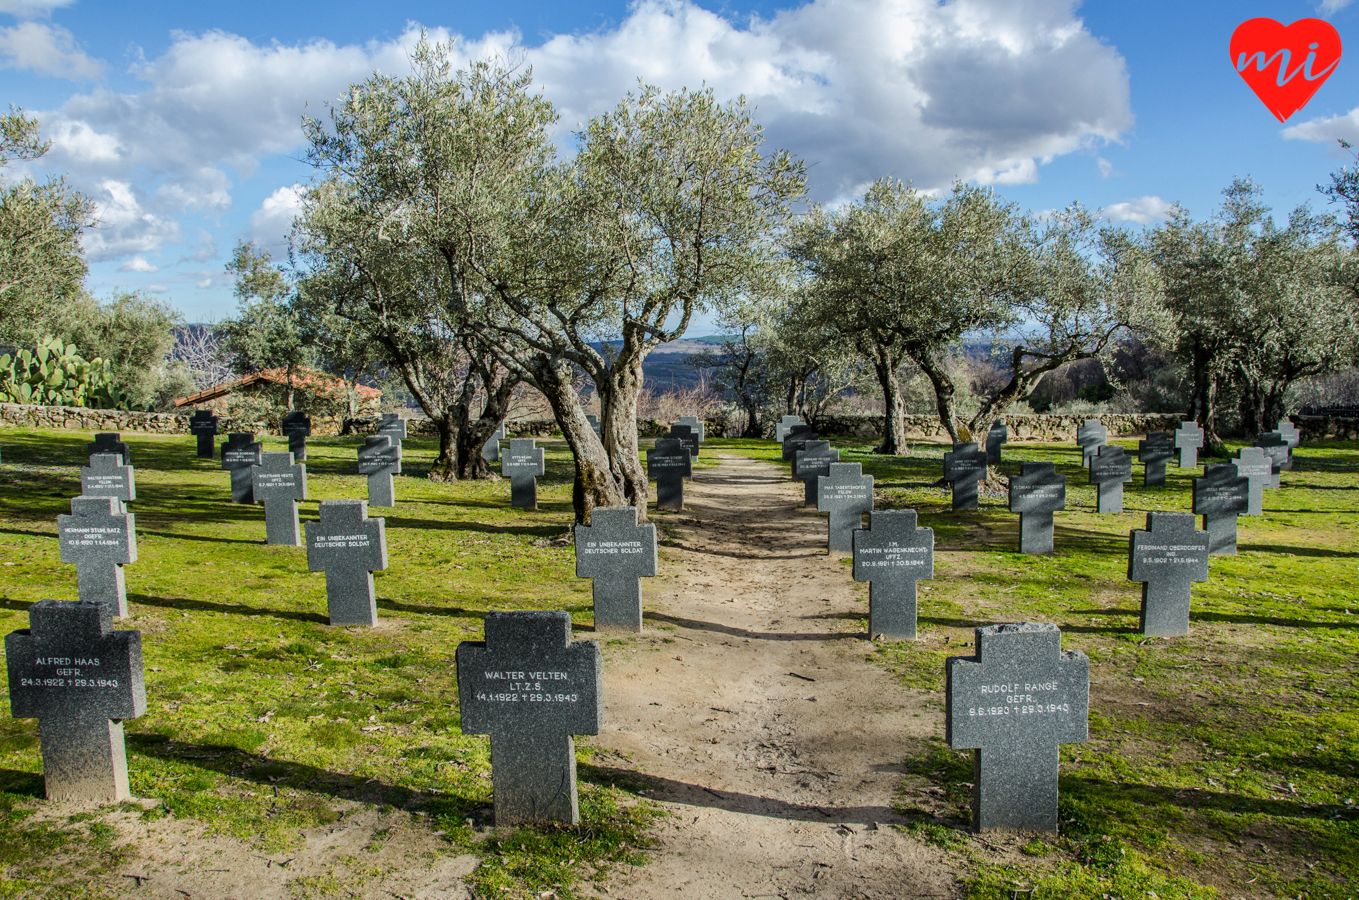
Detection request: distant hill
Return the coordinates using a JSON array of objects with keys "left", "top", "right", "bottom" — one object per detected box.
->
[{"left": 605, "top": 336, "right": 735, "bottom": 392}]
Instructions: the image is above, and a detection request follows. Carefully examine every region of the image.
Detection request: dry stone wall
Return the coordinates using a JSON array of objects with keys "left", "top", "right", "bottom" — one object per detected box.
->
[{"left": 807, "top": 412, "right": 1187, "bottom": 442}]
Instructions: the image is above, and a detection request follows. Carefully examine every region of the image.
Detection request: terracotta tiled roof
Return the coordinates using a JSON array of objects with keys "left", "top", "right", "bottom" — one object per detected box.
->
[{"left": 173, "top": 367, "right": 383, "bottom": 407}]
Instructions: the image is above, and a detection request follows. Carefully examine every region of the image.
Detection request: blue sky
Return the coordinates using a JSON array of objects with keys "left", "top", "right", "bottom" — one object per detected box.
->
[{"left": 4, "top": 0, "right": 1359, "bottom": 328}]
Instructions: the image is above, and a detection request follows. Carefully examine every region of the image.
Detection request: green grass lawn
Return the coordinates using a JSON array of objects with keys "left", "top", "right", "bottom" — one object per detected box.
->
[{"left": 723, "top": 435, "right": 1359, "bottom": 900}]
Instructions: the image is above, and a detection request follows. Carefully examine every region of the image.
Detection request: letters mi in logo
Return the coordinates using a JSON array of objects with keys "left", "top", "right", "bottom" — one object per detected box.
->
[{"left": 1231, "top": 18, "right": 1342, "bottom": 122}]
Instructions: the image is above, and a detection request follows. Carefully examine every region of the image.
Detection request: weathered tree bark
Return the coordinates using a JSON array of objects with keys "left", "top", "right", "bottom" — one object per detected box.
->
[
  {"left": 596, "top": 346, "right": 649, "bottom": 513},
  {"left": 530, "top": 355, "right": 629, "bottom": 524},
  {"left": 913, "top": 350, "right": 961, "bottom": 444},
  {"left": 872, "top": 350, "right": 908, "bottom": 455}
]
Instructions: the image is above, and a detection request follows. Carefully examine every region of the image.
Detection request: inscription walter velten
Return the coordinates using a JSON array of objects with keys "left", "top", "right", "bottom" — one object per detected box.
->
[{"left": 473, "top": 669, "right": 581, "bottom": 704}]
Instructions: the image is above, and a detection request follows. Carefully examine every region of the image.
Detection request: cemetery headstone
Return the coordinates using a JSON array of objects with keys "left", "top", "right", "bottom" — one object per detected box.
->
[
  {"left": 377, "top": 413, "right": 407, "bottom": 450},
  {"left": 1138, "top": 431, "right": 1174, "bottom": 487},
  {"left": 281, "top": 410, "right": 312, "bottom": 461},
  {"left": 942, "top": 442, "right": 988, "bottom": 511},
  {"left": 221, "top": 433, "right": 263, "bottom": 503},
  {"left": 668, "top": 424, "right": 699, "bottom": 459},
  {"left": 1088, "top": 444, "right": 1132, "bottom": 513},
  {"left": 852, "top": 509, "right": 932, "bottom": 639},
  {"left": 5, "top": 599, "right": 145, "bottom": 801},
  {"left": 358, "top": 435, "right": 401, "bottom": 507},
  {"left": 502, "top": 438, "right": 545, "bottom": 510},
  {"left": 1193, "top": 464, "right": 1249, "bottom": 555},
  {"left": 794, "top": 440, "right": 839, "bottom": 506},
  {"left": 946, "top": 623, "right": 1089, "bottom": 832},
  {"left": 251, "top": 451, "right": 307, "bottom": 545},
  {"left": 646, "top": 438, "right": 691, "bottom": 511},
  {"left": 574, "top": 507, "right": 657, "bottom": 631},
  {"left": 678, "top": 415, "right": 705, "bottom": 443},
  {"left": 1076, "top": 419, "right": 1106, "bottom": 468},
  {"left": 1275, "top": 418, "right": 1301, "bottom": 454},
  {"left": 482, "top": 422, "right": 507, "bottom": 463},
  {"left": 1255, "top": 433, "right": 1288, "bottom": 487},
  {"left": 58, "top": 496, "right": 136, "bottom": 618},
  {"left": 80, "top": 453, "right": 135, "bottom": 504},
  {"left": 775, "top": 415, "right": 803, "bottom": 443},
  {"left": 456, "top": 611, "right": 601, "bottom": 825},
  {"left": 1008, "top": 461, "right": 1066, "bottom": 554},
  {"left": 306, "top": 500, "right": 388, "bottom": 625},
  {"left": 1231, "top": 447, "right": 1270, "bottom": 516},
  {"left": 1127, "top": 511, "right": 1210, "bottom": 637},
  {"left": 1173, "top": 421, "right": 1203, "bottom": 469},
  {"left": 781, "top": 424, "right": 818, "bottom": 462},
  {"left": 87, "top": 433, "right": 130, "bottom": 466},
  {"left": 586, "top": 414, "right": 602, "bottom": 437},
  {"left": 188, "top": 410, "right": 219, "bottom": 459},
  {"left": 818, "top": 462, "right": 873, "bottom": 553},
  {"left": 985, "top": 420, "right": 1008, "bottom": 464}
]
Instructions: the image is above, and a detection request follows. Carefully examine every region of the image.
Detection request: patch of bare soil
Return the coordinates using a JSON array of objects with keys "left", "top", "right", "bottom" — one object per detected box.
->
[{"left": 588, "top": 453, "right": 962, "bottom": 900}]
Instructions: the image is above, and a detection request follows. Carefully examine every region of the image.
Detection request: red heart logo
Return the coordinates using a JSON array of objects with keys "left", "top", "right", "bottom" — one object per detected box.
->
[{"left": 1230, "top": 18, "right": 1342, "bottom": 122}]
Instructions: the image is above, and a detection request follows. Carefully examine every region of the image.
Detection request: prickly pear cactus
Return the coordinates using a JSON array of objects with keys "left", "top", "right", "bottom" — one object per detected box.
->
[{"left": 0, "top": 336, "right": 130, "bottom": 409}]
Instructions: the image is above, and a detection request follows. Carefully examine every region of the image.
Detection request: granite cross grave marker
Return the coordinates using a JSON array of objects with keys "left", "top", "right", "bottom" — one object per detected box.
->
[
  {"left": 281, "top": 410, "right": 312, "bottom": 461},
  {"left": 946, "top": 623, "right": 1089, "bottom": 832},
  {"left": 377, "top": 413, "right": 407, "bottom": 450},
  {"left": 87, "top": 433, "right": 130, "bottom": 466},
  {"left": 456, "top": 611, "right": 601, "bottom": 825},
  {"left": 188, "top": 410, "right": 218, "bottom": 458},
  {"left": 646, "top": 438, "right": 691, "bottom": 511},
  {"left": 357, "top": 435, "right": 401, "bottom": 507},
  {"left": 5, "top": 599, "right": 145, "bottom": 801},
  {"left": 668, "top": 424, "right": 699, "bottom": 459},
  {"left": 501, "top": 438, "right": 545, "bottom": 510},
  {"left": 852, "top": 509, "right": 933, "bottom": 639},
  {"left": 1193, "top": 464, "right": 1249, "bottom": 555},
  {"left": 586, "top": 414, "right": 602, "bottom": 437},
  {"left": 482, "top": 422, "right": 507, "bottom": 463},
  {"left": 251, "top": 451, "right": 307, "bottom": 545},
  {"left": 1076, "top": 419, "right": 1106, "bottom": 468},
  {"left": 58, "top": 497, "right": 136, "bottom": 617},
  {"left": 818, "top": 462, "right": 873, "bottom": 553},
  {"left": 1174, "top": 421, "right": 1203, "bottom": 469},
  {"left": 1138, "top": 431, "right": 1174, "bottom": 487},
  {"left": 306, "top": 500, "right": 388, "bottom": 626},
  {"left": 1255, "top": 433, "right": 1288, "bottom": 487},
  {"left": 1008, "top": 462, "right": 1066, "bottom": 554},
  {"left": 1127, "top": 512, "right": 1210, "bottom": 637},
  {"left": 1275, "top": 419, "right": 1301, "bottom": 455},
  {"left": 943, "top": 442, "right": 989, "bottom": 511},
  {"left": 775, "top": 415, "right": 802, "bottom": 443},
  {"left": 794, "top": 440, "right": 839, "bottom": 506},
  {"left": 985, "top": 420, "right": 1008, "bottom": 463},
  {"left": 574, "top": 507, "right": 657, "bottom": 631},
  {"left": 1231, "top": 448, "right": 1270, "bottom": 516},
  {"left": 80, "top": 453, "right": 135, "bottom": 504},
  {"left": 678, "top": 415, "right": 705, "bottom": 443},
  {"left": 221, "top": 433, "right": 263, "bottom": 503},
  {"left": 1089, "top": 445, "right": 1132, "bottom": 513},
  {"left": 781, "top": 424, "right": 817, "bottom": 462}
]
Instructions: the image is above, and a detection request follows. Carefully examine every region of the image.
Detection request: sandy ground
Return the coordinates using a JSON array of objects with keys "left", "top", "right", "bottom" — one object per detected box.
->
[{"left": 586, "top": 452, "right": 961, "bottom": 900}]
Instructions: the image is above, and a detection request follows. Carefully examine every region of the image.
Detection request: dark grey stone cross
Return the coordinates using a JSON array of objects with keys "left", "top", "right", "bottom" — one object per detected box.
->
[
  {"left": 306, "top": 500, "right": 388, "bottom": 626},
  {"left": 852, "top": 509, "right": 933, "bottom": 639},
  {"left": 1173, "top": 421, "right": 1203, "bottom": 469},
  {"left": 646, "top": 438, "right": 691, "bottom": 511},
  {"left": 985, "top": 421, "right": 1008, "bottom": 463},
  {"left": 81, "top": 453, "right": 135, "bottom": 504},
  {"left": 781, "top": 425, "right": 817, "bottom": 462},
  {"left": 1193, "top": 464, "right": 1249, "bottom": 555},
  {"left": 358, "top": 435, "right": 401, "bottom": 507},
  {"left": 668, "top": 424, "right": 699, "bottom": 459},
  {"left": 501, "top": 438, "right": 545, "bottom": 510},
  {"left": 5, "top": 599, "right": 145, "bottom": 801},
  {"left": 456, "top": 611, "right": 601, "bottom": 825},
  {"left": 221, "top": 433, "right": 263, "bottom": 503},
  {"left": 482, "top": 422, "right": 507, "bottom": 463},
  {"left": 586, "top": 414, "right": 601, "bottom": 437},
  {"left": 58, "top": 497, "right": 136, "bottom": 618},
  {"left": 251, "top": 451, "right": 307, "bottom": 545},
  {"left": 794, "top": 440, "right": 839, "bottom": 506},
  {"left": 1231, "top": 448, "right": 1270, "bottom": 516},
  {"left": 1008, "top": 462, "right": 1065, "bottom": 554},
  {"left": 1275, "top": 419, "right": 1301, "bottom": 456},
  {"left": 1138, "top": 431, "right": 1173, "bottom": 487},
  {"left": 377, "top": 413, "right": 407, "bottom": 449},
  {"left": 188, "top": 410, "right": 218, "bottom": 459},
  {"left": 1127, "top": 512, "right": 1210, "bottom": 637},
  {"left": 87, "top": 433, "right": 130, "bottom": 466},
  {"left": 946, "top": 623, "right": 1089, "bottom": 832},
  {"left": 1088, "top": 445, "right": 1132, "bottom": 513},
  {"left": 678, "top": 416, "right": 705, "bottom": 443},
  {"left": 817, "top": 462, "right": 873, "bottom": 553},
  {"left": 281, "top": 410, "right": 312, "bottom": 461},
  {"left": 1075, "top": 419, "right": 1106, "bottom": 468},
  {"left": 1255, "top": 433, "right": 1289, "bottom": 486},
  {"left": 775, "top": 416, "right": 803, "bottom": 443},
  {"left": 574, "top": 507, "right": 657, "bottom": 631},
  {"left": 943, "top": 443, "right": 988, "bottom": 511}
]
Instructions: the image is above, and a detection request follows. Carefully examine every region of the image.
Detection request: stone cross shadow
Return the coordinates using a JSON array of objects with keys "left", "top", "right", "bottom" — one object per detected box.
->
[{"left": 456, "top": 611, "right": 601, "bottom": 825}]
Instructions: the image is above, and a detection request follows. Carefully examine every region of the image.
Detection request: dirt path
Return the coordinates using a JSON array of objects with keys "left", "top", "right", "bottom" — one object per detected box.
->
[{"left": 590, "top": 453, "right": 960, "bottom": 900}]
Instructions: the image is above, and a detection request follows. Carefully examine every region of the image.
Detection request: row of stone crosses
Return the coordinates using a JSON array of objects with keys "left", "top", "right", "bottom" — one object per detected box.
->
[{"left": 5, "top": 410, "right": 1302, "bottom": 838}]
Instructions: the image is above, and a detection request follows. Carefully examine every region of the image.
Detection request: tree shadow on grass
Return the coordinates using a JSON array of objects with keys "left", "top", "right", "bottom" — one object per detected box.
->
[
  {"left": 644, "top": 611, "right": 858, "bottom": 642},
  {"left": 1237, "top": 543, "right": 1359, "bottom": 559},
  {"left": 656, "top": 538, "right": 823, "bottom": 561},
  {"left": 128, "top": 593, "right": 329, "bottom": 625},
  {"left": 0, "top": 768, "right": 44, "bottom": 799},
  {"left": 1191, "top": 610, "right": 1356, "bottom": 630},
  {"left": 135, "top": 530, "right": 262, "bottom": 546},
  {"left": 1063, "top": 774, "right": 1357, "bottom": 823},
  {"left": 380, "top": 517, "right": 566, "bottom": 539}
]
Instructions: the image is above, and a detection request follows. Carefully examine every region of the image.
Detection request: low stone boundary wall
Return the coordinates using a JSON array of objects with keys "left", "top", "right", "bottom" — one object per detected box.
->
[{"left": 808, "top": 412, "right": 1187, "bottom": 442}]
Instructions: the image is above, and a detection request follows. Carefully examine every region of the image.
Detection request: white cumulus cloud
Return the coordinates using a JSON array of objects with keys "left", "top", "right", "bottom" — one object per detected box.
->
[
  {"left": 1099, "top": 195, "right": 1171, "bottom": 225},
  {"left": 0, "top": 0, "right": 78, "bottom": 16},
  {"left": 116, "top": 255, "right": 159, "bottom": 273},
  {"left": 247, "top": 184, "right": 306, "bottom": 255},
  {"left": 1319, "top": 0, "right": 1354, "bottom": 14},
  {"left": 1281, "top": 106, "right": 1359, "bottom": 150},
  {"left": 0, "top": 21, "right": 103, "bottom": 79}
]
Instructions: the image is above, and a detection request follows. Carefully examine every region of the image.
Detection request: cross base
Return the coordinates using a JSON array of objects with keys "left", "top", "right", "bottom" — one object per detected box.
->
[
  {"left": 76, "top": 561, "right": 127, "bottom": 618},
  {"left": 1018, "top": 512, "right": 1055, "bottom": 555},
  {"left": 510, "top": 476, "right": 537, "bottom": 510},
  {"left": 229, "top": 468, "right": 254, "bottom": 503},
  {"left": 1177, "top": 447, "right": 1197, "bottom": 469},
  {"left": 195, "top": 434, "right": 214, "bottom": 458},
  {"left": 263, "top": 500, "right": 301, "bottom": 545},
  {"left": 869, "top": 582, "right": 917, "bottom": 640},
  {"left": 1095, "top": 483, "right": 1123, "bottom": 514},
  {"left": 288, "top": 434, "right": 307, "bottom": 461},
  {"left": 40, "top": 711, "right": 131, "bottom": 802},
  {"left": 368, "top": 473, "right": 395, "bottom": 507},
  {"left": 655, "top": 476, "right": 683, "bottom": 511},
  {"left": 973, "top": 745, "right": 1060, "bottom": 832},
  {"left": 325, "top": 570, "right": 378, "bottom": 626},
  {"left": 951, "top": 481, "right": 980, "bottom": 510},
  {"left": 1140, "top": 582, "right": 1190, "bottom": 637},
  {"left": 826, "top": 508, "right": 863, "bottom": 553},
  {"left": 593, "top": 576, "right": 642, "bottom": 631},
  {"left": 1202, "top": 514, "right": 1238, "bottom": 556},
  {"left": 491, "top": 733, "right": 579, "bottom": 825},
  {"left": 1144, "top": 462, "right": 1166, "bottom": 487}
]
